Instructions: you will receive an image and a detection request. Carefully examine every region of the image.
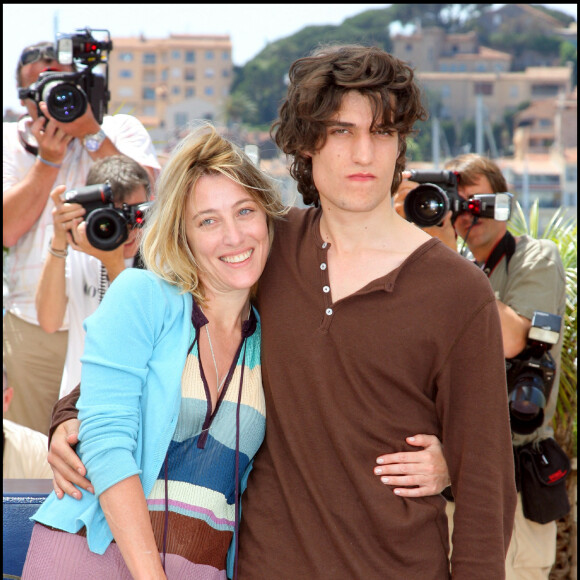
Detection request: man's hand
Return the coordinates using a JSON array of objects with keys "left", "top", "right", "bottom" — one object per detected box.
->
[
  {"left": 47, "top": 419, "right": 94, "bottom": 500},
  {"left": 38, "top": 100, "right": 101, "bottom": 142},
  {"left": 67, "top": 218, "right": 124, "bottom": 262},
  {"left": 50, "top": 186, "right": 86, "bottom": 247},
  {"left": 30, "top": 113, "right": 74, "bottom": 166},
  {"left": 374, "top": 434, "right": 451, "bottom": 497},
  {"left": 393, "top": 171, "right": 457, "bottom": 251}
]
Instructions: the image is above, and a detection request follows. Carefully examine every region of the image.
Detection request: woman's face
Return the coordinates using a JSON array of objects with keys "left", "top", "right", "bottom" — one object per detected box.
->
[{"left": 185, "top": 173, "right": 270, "bottom": 298}]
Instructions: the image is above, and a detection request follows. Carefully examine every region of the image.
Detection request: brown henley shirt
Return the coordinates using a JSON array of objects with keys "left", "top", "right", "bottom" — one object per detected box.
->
[{"left": 237, "top": 207, "right": 516, "bottom": 579}]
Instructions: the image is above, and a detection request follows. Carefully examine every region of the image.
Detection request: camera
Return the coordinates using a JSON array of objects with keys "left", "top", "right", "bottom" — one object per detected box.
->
[
  {"left": 403, "top": 170, "right": 513, "bottom": 227},
  {"left": 18, "top": 28, "right": 112, "bottom": 124},
  {"left": 505, "top": 311, "right": 562, "bottom": 435},
  {"left": 64, "top": 183, "right": 151, "bottom": 251}
]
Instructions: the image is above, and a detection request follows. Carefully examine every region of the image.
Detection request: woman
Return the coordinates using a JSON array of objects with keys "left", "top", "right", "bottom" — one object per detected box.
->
[{"left": 22, "top": 123, "right": 287, "bottom": 579}]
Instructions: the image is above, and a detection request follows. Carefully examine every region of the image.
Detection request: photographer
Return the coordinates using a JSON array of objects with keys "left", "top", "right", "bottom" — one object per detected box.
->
[
  {"left": 3, "top": 38, "right": 160, "bottom": 434},
  {"left": 394, "top": 153, "right": 567, "bottom": 579},
  {"left": 36, "top": 155, "right": 151, "bottom": 399}
]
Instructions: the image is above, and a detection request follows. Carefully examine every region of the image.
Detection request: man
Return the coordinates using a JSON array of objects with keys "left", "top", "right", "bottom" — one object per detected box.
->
[
  {"left": 47, "top": 46, "right": 516, "bottom": 578},
  {"left": 3, "top": 41, "right": 160, "bottom": 434},
  {"left": 3, "top": 364, "right": 53, "bottom": 479},
  {"left": 394, "top": 153, "right": 567, "bottom": 579},
  {"left": 36, "top": 155, "right": 151, "bottom": 398}
]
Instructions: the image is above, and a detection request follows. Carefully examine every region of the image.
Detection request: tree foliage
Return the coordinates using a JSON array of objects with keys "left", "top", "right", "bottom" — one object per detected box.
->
[
  {"left": 390, "top": 3, "right": 492, "bottom": 32},
  {"left": 231, "top": 6, "right": 397, "bottom": 126},
  {"left": 530, "top": 3, "right": 576, "bottom": 27}
]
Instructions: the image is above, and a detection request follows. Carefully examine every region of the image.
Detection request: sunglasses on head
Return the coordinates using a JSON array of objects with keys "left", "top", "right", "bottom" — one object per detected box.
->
[{"left": 19, "top": 45, "right": 57, "bottom": 67}]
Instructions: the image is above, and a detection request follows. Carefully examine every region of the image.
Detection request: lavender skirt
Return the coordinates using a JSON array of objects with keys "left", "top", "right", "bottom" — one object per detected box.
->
[{"left": 22, "top": 524, "right": 227, "bottom": 579}]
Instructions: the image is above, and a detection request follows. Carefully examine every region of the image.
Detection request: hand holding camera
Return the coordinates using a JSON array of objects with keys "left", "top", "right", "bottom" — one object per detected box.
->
[
  {"left": 20, "top": 28, "right": 112, "bottom": 156},
  {"left": 50, "top": 185, "right": 86, "bottom": 249},
  {"left": 19, "top": 28, "right": 112, "bottom": 125},
  {"left": 62, "top": 183, "right": 151, "bottom": 252}
]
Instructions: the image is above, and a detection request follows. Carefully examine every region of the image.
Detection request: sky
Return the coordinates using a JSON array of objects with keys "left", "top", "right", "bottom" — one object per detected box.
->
[{"left": 3, "top": 3, "right": 577, "bottom": 114}]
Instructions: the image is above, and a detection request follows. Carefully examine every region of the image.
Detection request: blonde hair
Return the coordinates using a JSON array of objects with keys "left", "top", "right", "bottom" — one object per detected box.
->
[{"left": 140, "top": 122, "right": 287, "bottom": 302}]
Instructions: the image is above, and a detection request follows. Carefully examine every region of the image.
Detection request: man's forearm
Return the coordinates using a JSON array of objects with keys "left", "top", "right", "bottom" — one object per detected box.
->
[
  {"left": 49, "top": 384, "right": 81, "bottom": 444},
  {"left": 3, "top": 162, "right": 59, "bottom": 246},
  {"left": 496, "top": 300, "right": 531, "bottom": 358}
]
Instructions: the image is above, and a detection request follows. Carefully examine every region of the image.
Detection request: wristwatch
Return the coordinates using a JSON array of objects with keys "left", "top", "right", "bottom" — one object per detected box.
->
[{"left": 83, "top": 128, "right": 107, "bottom": 152}]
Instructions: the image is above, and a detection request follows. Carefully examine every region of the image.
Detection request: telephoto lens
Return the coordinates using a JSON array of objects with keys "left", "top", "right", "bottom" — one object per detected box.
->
[
  {"left": 403, "top": 183, "right": 450, "bottom": 227},
  {"left": 43, "top": 81, "right": 88, "bottom": 122},
  {"left": 84, "top": 209, "right": 129, "bottom": 251}
]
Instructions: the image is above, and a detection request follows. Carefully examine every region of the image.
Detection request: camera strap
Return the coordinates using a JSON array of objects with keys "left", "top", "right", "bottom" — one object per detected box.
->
[
  {"left": 16, "top": 114, "right": 39, "bottom": 156},
  {"left": 482, "top": 231, "right": 516, "bottom": 277},
  {"left": 98, "top": 264, "right": 110, "bottom": 303}
]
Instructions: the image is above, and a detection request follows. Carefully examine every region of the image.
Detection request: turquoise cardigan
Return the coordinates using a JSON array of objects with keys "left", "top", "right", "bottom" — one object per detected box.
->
[{"left": 32, "top": 268, "right": 257, "bottom": 577}]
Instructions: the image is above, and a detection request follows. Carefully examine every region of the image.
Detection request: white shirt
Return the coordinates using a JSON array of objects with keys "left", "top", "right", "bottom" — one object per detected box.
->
[
  {"left": 59, "top": 250, "right": 134, "bottom": 398},
  {"left": 3, "top": 419, "right": 53, "bottom": 479},
  {"left": 3, "top": 114, "right": 160, "bottom": 325}
]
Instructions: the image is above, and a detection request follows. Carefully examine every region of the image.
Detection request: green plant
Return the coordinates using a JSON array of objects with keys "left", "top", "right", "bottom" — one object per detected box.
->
[{"left": 508, "top": 199, "right": 577, "bottom": 455}]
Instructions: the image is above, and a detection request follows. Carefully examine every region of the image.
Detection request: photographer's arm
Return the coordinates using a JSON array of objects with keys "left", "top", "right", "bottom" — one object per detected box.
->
[
  {"left": 496, "top": 300, "right": 531, "bottom": 358},
  {"left": 38, "top": 101, "right": 120, "bottom": 161},
  {"left": 39, "top": 103, "right": 158, "bottom": 185},
  {"left": 35, "top": 186, "right": 85, "bottom": 332},
  {"left": 3, "top": 115, "right": 73, "bottom": 246}
]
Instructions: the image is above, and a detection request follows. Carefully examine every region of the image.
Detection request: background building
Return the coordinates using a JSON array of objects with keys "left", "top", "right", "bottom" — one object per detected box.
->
[
  {"left": 107, "top": 33, "right": 233, "bottom": 145},
  {"left": 417, "top": 65, "right": 573, "bottom": 124}
]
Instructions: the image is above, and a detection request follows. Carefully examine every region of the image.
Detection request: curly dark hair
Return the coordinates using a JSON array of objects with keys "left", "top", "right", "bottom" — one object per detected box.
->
[{"left": 271, "top": 44, "right": 428, "bottom": 206}]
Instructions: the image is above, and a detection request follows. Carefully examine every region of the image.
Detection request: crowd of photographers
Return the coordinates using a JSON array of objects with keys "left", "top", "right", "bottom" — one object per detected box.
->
[
  {"left": 3, "top": 31, "right": 571, "bottom": 579},
  {"left": 3, "top": 32, "right": 159, "bottom": 439}
]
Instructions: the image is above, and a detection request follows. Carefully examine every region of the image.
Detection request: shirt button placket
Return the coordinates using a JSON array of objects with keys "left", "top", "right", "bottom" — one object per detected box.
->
[{"left": 319, "top": 242, "right": 333, "bottom": 330}]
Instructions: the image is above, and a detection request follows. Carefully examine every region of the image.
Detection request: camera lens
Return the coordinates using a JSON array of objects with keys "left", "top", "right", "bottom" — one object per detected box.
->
[
  {"left": 43, "top": 81, "right": 87, "bottom": 123},
  {"left": 404, "top": 184, "right": 450, "bottom": 227},
  {"left": 508, "top": 374, "right": 547, "bottom": 434},
  {"left": 85, "top": 209, "right": 128, "bottom": 251}
]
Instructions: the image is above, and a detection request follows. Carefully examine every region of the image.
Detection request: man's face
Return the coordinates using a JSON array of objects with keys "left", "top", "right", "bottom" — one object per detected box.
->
[
  {"left": 19, "top": 60, "right": 73, "bottom": 120},
  {"left": 115, "top": 185, "right": 149, "bottom": 259},
  {"left": 454, "top": 174, "right": 507, "bottom": 261},
  {"left": 309, "top": 91, "right": 399, "bottom": 216}
]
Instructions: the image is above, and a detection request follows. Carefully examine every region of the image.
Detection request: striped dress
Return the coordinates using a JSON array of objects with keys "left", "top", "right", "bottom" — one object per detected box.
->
[{"left": 148, "top": 310, "right": 265, "bottom": 576}]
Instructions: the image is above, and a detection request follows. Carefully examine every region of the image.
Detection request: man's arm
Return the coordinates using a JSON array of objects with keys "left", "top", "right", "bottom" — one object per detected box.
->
[
  {"left": 496, "top": 300, "right": 531, "bottom": 358},
  {"left": 47, "top": 385, "right": 94, "bottom": 499},
  {"left": 3, "top": 115, "right": 73, "bottom": 246},
  {"left": 441, "top": 297, "right": 517, "bottom": 577}
]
